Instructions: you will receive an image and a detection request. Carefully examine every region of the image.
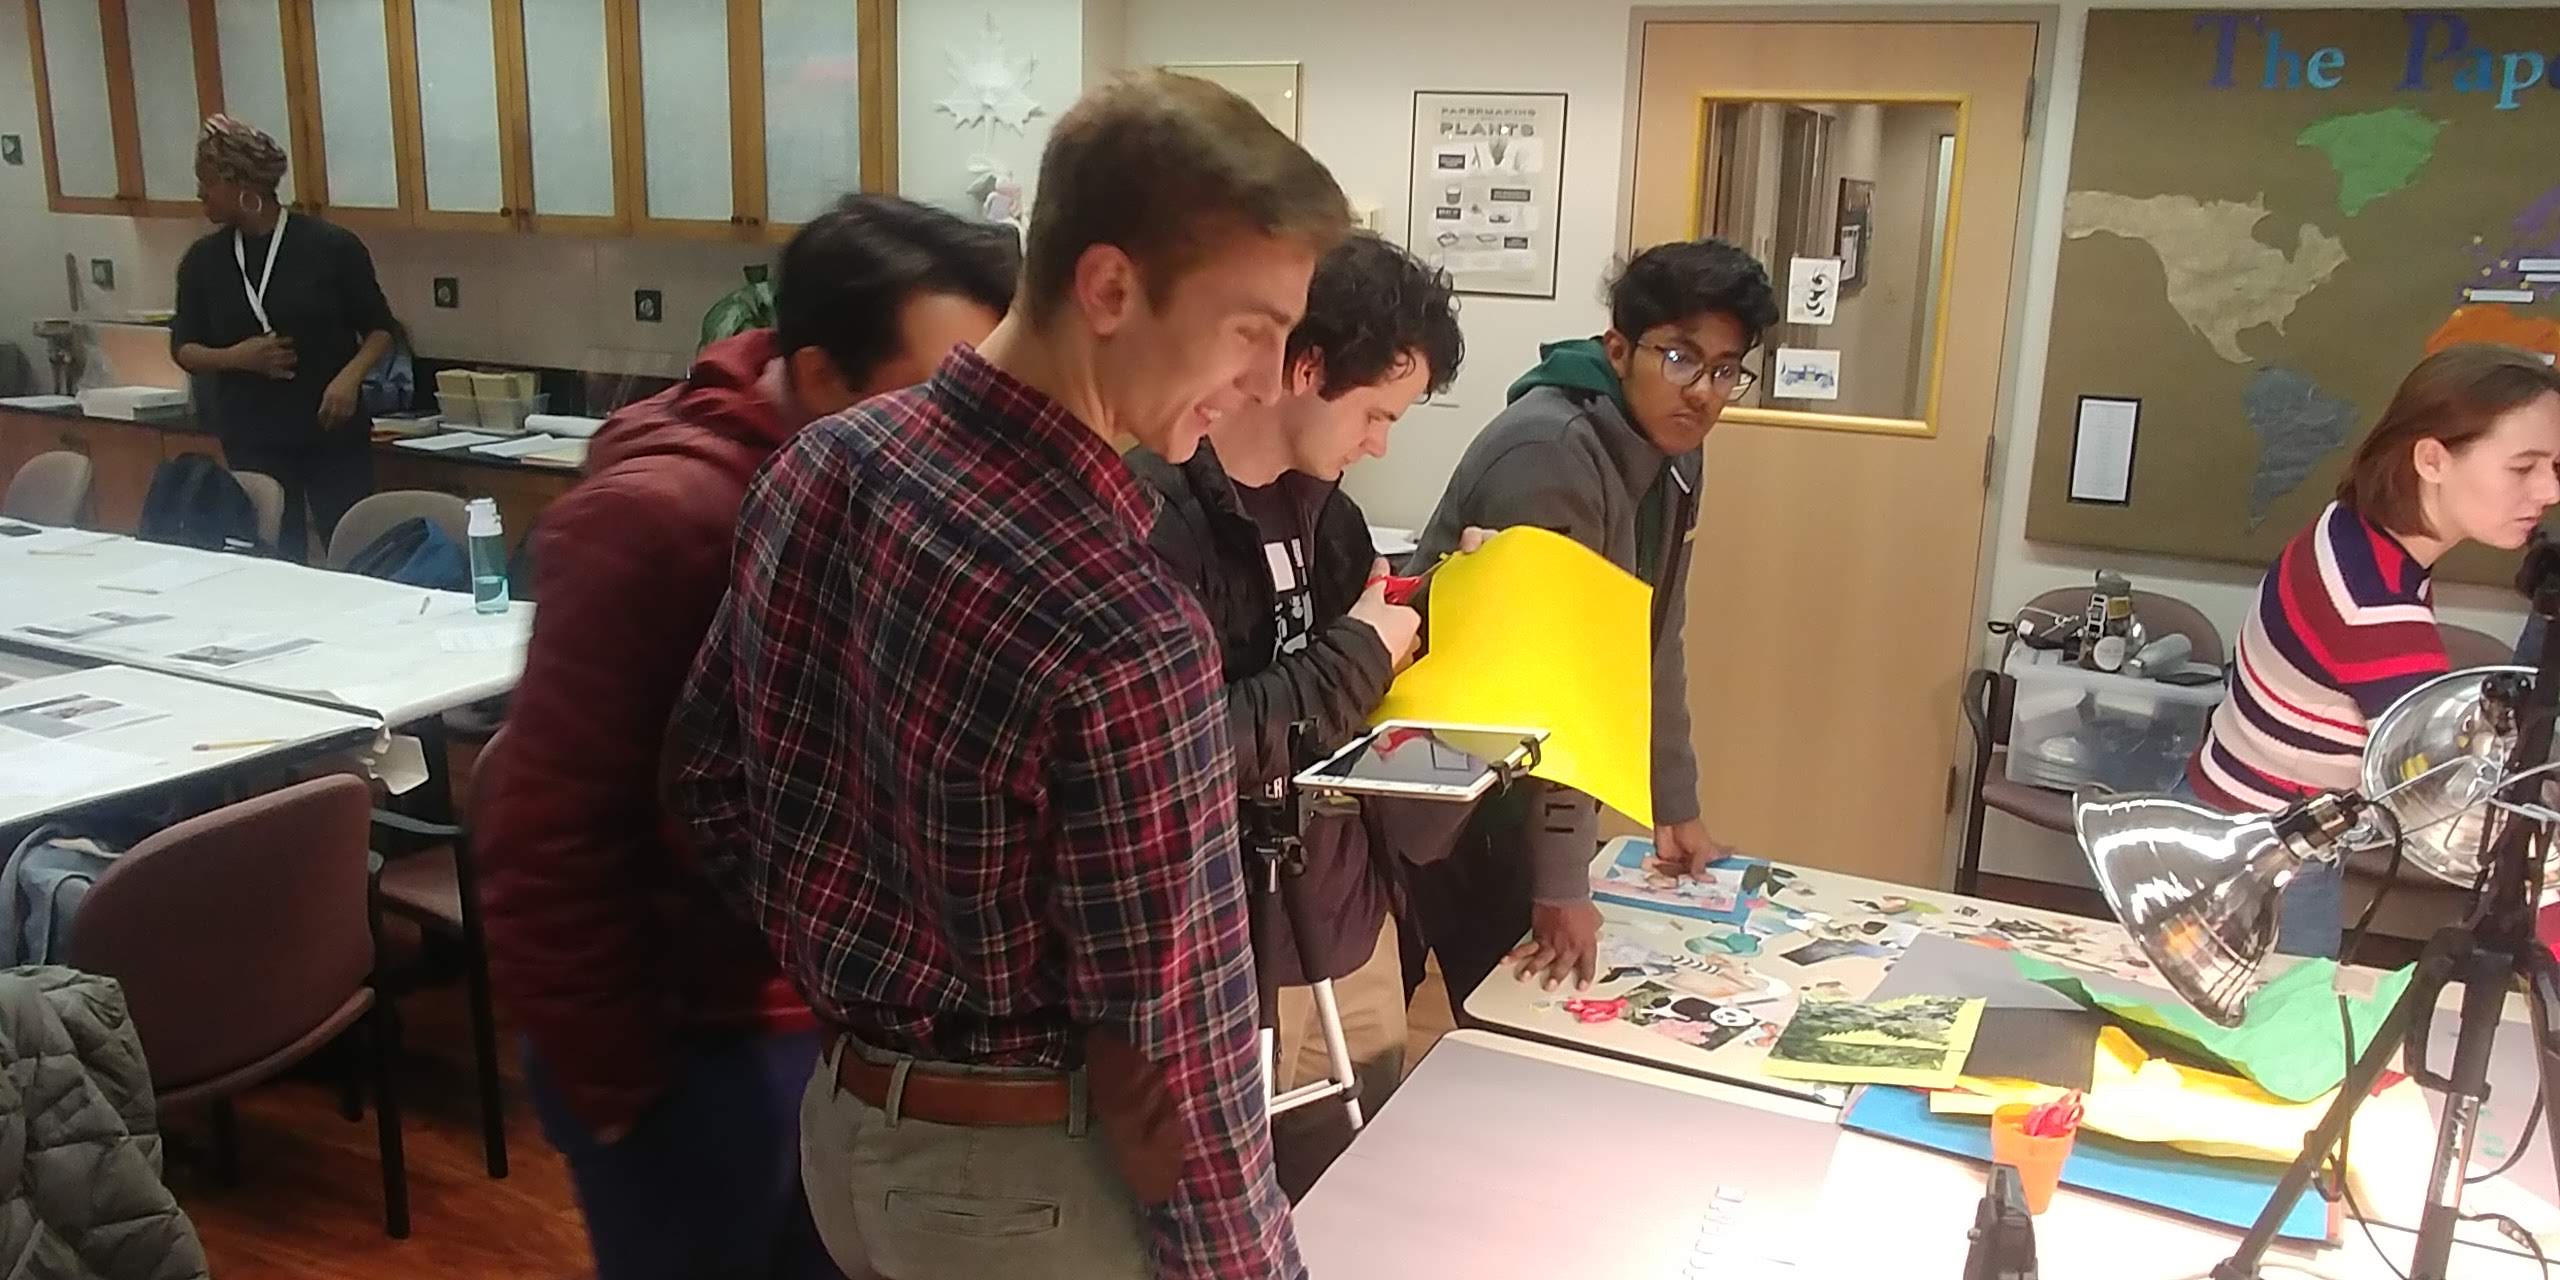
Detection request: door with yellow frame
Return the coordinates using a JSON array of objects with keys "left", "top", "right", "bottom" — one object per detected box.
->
[{"left": 1629, "top": 19, "right": 2038, "bottom": 887}]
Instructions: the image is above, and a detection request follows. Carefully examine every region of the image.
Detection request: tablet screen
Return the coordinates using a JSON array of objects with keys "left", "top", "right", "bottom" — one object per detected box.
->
[{"left": 1302, "top": 726, "right": 1527, "bottom": 792}]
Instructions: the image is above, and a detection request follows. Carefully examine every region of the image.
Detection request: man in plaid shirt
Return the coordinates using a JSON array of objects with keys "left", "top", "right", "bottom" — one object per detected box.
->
[{"left": 666, "top": 73, "right": 1349, "bottom": 1280}]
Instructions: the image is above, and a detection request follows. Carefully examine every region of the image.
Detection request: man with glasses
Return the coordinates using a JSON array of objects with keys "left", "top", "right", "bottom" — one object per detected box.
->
[{"left": 1401, "top": 238, "right": 1779, "bottom": 1011}]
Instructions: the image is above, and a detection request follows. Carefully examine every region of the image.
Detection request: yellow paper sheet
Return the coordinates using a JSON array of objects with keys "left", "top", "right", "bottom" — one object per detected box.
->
[
  {"left": 1928, "top": 1028, "right": 2436, "bottom": 1205},
  {"left": 1373, "top": 527, "right": 1653, "bottom": 825}
]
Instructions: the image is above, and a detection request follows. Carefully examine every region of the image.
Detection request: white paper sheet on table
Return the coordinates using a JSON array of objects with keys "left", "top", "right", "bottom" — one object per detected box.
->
[
  {"left": 467, "top": 434, "right": 568, "bottom": 459},
  {"left": 1, "top": 527, "right": 120, "bottom": 556},
  {"left": 95, "top": 558, "right": 243, "bottom": 595},
  {"left": 435, "top": 625, "right": 524, "bottom": 654},
  {"left": 17, "top": 609, "right": 175, "bottom": 642},
  {"left": 0, "top": 691, "right": 165, "bottom": 740},
  {"left": 0, "top": 739, "right": 157, "bottom": 798},
  {"left": 393, "top": 431, "right": 502, "bottom": 453},
  {"left": 162, "top": 634, "right": 321, "bottom": 670}
]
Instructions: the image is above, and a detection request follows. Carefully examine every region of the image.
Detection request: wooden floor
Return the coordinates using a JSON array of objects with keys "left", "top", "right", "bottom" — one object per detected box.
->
[{"left": 176, "top": 969, "right": 1462, "bottom": 1279}]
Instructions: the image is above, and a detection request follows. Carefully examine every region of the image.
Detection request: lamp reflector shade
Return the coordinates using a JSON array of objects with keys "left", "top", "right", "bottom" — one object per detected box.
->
[
  {"left": 2072, "top": 790, "right": 2302, "bottom": 1027},
  {"left": 2361, "top": 666, "right": 2528, "bottom": 887}
]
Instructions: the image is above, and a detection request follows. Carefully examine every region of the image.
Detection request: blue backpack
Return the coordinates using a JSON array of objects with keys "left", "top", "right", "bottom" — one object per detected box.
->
[
  {"left": 0, "top": 825, "right": 121, "bottom": 967},
  {"left": 345, "top": 516, "right": 469, "bottom": 589}
]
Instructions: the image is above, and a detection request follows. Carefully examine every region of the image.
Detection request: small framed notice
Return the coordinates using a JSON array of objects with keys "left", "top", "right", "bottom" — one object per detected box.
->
[{"left": 2068, "top": 396, "right": 2140, "bottom": 505}]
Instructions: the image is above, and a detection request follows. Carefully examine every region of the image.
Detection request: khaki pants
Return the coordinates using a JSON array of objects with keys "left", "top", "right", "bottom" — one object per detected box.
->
[
  {"left": 1268, "top": 916, "right": 1406, "bottom": 1198},
  {"left": 798, "top": 1037, "right": 1149, "bottom": 1280}
]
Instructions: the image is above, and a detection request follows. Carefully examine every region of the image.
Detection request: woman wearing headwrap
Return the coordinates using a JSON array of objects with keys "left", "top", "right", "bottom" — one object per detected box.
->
[{"left": 171, "top": 114, "right": 394, "bottom": 559}]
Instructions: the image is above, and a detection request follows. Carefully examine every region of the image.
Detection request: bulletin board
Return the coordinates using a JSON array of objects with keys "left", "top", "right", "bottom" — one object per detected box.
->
[{"left": 2025, "top": 9, "right": 2560, "bottom": 586}]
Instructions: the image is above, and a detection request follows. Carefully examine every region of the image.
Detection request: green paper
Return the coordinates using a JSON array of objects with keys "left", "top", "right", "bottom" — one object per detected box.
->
[{"left": 2014, "top": 955, "right": 2413, "bottom": 1102}]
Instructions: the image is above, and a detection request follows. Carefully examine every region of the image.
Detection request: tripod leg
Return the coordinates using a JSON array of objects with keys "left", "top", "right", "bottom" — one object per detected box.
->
[
  {"left": 1305, "top": 977, "right": 1366, "bottom": 1130},
  {"left": 2523, "top": 944, "right": 2560, "bottom": 1227},
  {"left": 2210, "top": 935, "right": 2460, "bottom": 1280},
  {"left": 1273, "top": 848, "right": 1367, "bottom": 1129},
  {"left": 2408, "top": 941, "right": 2520, "bottom": 1275}
]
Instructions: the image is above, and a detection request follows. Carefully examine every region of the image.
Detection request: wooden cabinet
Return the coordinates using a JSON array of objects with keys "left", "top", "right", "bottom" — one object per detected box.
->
[
  {"left": 2, "top": 410, "right": 570, "bottom": 552},
  {"left": 0, "top": 411, "right": 171, "bottom": 532},
  {"left": 511, "top": 0, "right": 626, "bottom": 233},
  {"left": 402, "top": 0, "right": 515, "bottom": 230},
  {"left": 297, "top": 0, "right": 410, "bottom": 226},
  {"left": 23, "top": 0, "right": 891, "bottom": 235},
  {"left": 211, "top": 0, "right": 307, "bottom": 208},
  {"left": 128, "top": 8, "right": 219, "bottom": 205},
  {"left": 25, "top": 0, "right": 221, "bottom": 216}
]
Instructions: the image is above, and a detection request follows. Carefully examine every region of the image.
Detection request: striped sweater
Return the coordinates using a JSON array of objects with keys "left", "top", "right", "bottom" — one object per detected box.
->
[{"left": 2190, "top": 502, "right": 2450, "bottom": 813}]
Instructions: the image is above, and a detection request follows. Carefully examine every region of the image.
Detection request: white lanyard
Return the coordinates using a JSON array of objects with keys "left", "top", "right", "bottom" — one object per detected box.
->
[{"left": 233, "top": 206, "right": 288, "bottom": 334}]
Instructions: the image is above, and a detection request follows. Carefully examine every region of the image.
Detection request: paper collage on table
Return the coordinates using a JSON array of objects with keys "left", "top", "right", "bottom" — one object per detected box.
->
[{"left": 1507, "top": 837, "right": 2162, "bottom": 1101}]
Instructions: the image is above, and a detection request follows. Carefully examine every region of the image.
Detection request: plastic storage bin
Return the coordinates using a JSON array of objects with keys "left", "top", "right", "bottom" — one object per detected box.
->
[{"left": 2003, "top": 647, "right": 2225, "bottom": 793}]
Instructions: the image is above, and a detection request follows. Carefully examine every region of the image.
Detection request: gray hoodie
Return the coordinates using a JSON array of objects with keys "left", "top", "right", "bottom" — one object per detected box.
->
[{"left": 1408, "top": 339, "right": 1702, "bottom": 902}]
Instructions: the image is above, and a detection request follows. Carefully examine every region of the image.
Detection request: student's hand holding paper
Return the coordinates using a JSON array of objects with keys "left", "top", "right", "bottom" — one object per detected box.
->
[
  {"left": 1349, "top": 559, "right": 1421, "bottom": 671},
  {"left": 1457, "top": 525, "right": 1494, "bottom": 554}
]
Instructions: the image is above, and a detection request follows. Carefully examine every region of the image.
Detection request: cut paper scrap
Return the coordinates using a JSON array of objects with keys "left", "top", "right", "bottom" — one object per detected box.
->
[
  {"left": 1763, "top": 993, "right": 1984, "bottom": 1089},
  {"left": 2427, "top": 303, "right": 2560, "bottom": 361},
  {"left": 2014, "top": 954, "right": 2413, "bottom": 1103},
  {"left": 1930, "top": 1026, "right": 2431, "bottom": 1208},
  {"left": 1373, "top": 525, "right": 1652, "bottom": 825}
]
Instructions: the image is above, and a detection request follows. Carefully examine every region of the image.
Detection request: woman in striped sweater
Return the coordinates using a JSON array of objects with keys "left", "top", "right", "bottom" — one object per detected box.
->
[{"left": 2187, "top": 344, "right": 2560, "bottom": 957}]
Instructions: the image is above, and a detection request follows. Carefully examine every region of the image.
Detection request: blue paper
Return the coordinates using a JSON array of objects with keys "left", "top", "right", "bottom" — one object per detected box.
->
[
  {"left": 1841, "top": 1086, "right": 2327, "bottom": 1241},
  {"left": 1589, "top": 839, "right": 1761, "bottom": 924}
]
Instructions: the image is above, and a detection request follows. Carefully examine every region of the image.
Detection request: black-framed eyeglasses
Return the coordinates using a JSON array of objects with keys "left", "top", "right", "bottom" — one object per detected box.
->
[{"left": 1639, "top": 342, "right": 1756, "bottom": 394}]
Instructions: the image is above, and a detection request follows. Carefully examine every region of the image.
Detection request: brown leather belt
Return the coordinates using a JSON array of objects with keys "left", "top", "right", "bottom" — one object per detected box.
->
[{"left": 830, "top": 1033, "right": 1072, "bottom": 1128}]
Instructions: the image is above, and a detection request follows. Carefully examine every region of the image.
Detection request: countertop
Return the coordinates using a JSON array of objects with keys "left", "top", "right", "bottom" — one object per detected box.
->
[{"left": 0, "top": 402, "right": 583, "bottom": 477}]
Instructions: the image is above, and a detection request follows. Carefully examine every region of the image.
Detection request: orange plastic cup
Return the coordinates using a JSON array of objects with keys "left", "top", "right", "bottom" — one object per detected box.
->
[{"left": 1989, "top": 1103, "right": 2075, "bottom": 1215}]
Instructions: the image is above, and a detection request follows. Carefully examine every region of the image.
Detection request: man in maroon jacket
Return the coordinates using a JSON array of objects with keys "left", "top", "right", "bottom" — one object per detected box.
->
[{"left": 474, "top": 195, "right": 1018, "bottom": 1280}]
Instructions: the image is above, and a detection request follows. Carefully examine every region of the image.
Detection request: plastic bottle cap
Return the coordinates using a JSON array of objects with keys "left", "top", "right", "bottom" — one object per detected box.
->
[{"left": 466, "top": 497, "right": 502, "bottom": 537}]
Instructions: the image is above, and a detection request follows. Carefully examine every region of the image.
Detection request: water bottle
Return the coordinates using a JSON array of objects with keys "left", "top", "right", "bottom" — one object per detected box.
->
[{"left": 467, "top": 497, "right": 509, "bottom": 614}]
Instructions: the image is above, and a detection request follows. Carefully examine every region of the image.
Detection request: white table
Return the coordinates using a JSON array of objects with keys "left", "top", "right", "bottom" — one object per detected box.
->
[
  {"left": 0, "top": 664, "right": 381, "bottom": 830},
  {"left": 1464, "top": 838, "right": 2168, "bottom": 1103},
  {"left": 1297, "top": 1031, "right": 2551, "bottom": 1279},
  {"left": 0, "top": 530, "right": 530, "bottom": 724}
]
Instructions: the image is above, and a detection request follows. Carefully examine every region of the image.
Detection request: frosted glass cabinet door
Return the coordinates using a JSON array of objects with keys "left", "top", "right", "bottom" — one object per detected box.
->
[
  {"left": 128, "top": 6, "right": 209, "bottom": 203},
  {"left": 35, "top": 0, "right": 121, "bottom": 200},
  {"left": 212, "top": 0, "right": 299, "bottom": 205},
  {"left": 760, "top": 0, "right": 863, "bottom": 225},
  {"left": 308, "top": 0, "right": 403, "bottom": 212},
  {"left": 408, "top": 0, "right": 506, "bottom": 215},
  {"left": 518, "top": 0, "right": 618, "bottom": 220},
  {"left": 632, "top": 0, "right": 736, "bottom": 223}
]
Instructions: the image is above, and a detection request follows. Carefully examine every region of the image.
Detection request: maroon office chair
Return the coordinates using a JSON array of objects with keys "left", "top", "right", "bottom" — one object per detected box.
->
[{"left": 68, "top": 774, "right": 411, "bottom": 1238}]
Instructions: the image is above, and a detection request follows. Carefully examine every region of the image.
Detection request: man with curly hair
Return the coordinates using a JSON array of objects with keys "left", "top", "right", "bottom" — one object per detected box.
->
[
  {"left": 1125, "top": 231, "right": 1463, "bottom": 1196},
  {"left": 1404, "top": 238, "right": 1779, "bottom": 1011}
]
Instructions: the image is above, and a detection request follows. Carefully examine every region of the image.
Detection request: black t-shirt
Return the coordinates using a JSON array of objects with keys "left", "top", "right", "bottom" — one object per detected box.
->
[
  {"left": 170, "top": 214, "right": 393, "bottom": 447},
  {"left": 1237, "top": 470, "right": 1391, "bottom": 979},
  {"left": 1235, "top": 471, "right": 1329, "bottom": 658}
]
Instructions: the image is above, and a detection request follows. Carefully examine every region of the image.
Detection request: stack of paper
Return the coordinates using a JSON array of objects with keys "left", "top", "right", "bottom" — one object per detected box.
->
[{"left": 394, "top": 431, "right": 503, "bottom": 453}]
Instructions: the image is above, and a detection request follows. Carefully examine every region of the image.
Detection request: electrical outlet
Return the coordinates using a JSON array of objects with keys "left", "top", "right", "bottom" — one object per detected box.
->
[
  {"left": 89, "top": 259, "right": 113, "bottom": 290},
  {"left": 633, "top": 289, "right": 663, "bottom": 324},
  {"left": 433, "top": 277, "right": 460, "bottom": 309},
  {"left": 0, "top": 135, "right": 22, "bottom": 166}
]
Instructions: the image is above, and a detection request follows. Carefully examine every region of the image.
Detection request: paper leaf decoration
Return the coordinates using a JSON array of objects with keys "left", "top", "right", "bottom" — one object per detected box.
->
[{"left": 936, "top": 14, "right": 1043, "bottom": 134}]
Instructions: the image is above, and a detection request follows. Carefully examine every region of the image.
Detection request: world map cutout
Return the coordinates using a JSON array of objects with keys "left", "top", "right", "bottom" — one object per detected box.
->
[{"left": 2062, "top": 191, "right": 2348, "bottom": 365}]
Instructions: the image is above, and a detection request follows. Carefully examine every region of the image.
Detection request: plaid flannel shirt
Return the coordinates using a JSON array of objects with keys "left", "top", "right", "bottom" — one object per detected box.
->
[{"left": 664, "top": 346, "right": 1299, "bottom": 1280}]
